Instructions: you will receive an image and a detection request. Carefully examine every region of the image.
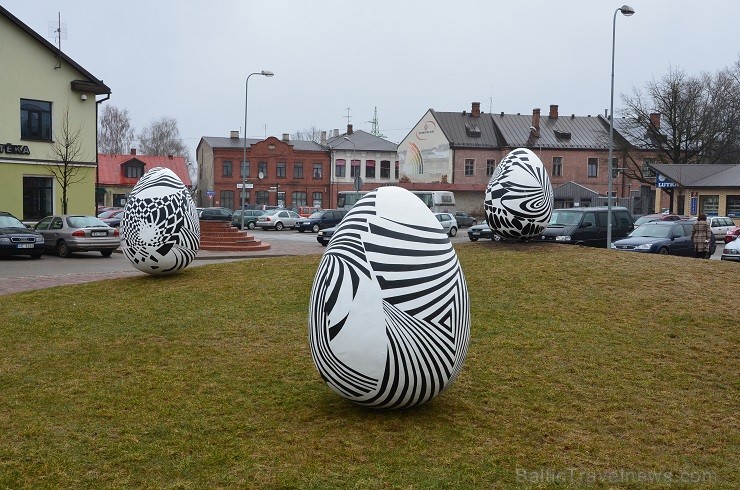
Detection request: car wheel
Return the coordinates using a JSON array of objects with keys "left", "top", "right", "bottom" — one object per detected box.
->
[
  {"left": 449, "top": 227, "right": 457, "bottom": 237},
  {"left": 658, "top": 247, "right": 670, "bottom": 255},
  {"left": 58, "top": 240, "right": 71, "bottom": 258},
  {"left": 247, "top": 221, "right": 256, "bottom": 230},
  {"left": 469, "top": 237, "right": 479, "bottom": 242},
  {"left": 312, "top": 224, "right": 320, "bottom": 233},
  {"left": 275, "top": 222, "right": 284, "bottom": 231},
  {"left": 101, "top": 249, "right": 114, "bottom": 257}
]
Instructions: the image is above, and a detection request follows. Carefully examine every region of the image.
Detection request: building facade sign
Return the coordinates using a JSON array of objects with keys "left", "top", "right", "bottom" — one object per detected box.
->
[{"left": 0, "top": 143, "right": 31, "bottom": 155}]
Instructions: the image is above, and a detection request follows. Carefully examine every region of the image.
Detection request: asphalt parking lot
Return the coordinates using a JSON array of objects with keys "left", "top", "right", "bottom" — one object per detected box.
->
[{"left": 0, "top": 227, "right": 726, "bottom": 296}]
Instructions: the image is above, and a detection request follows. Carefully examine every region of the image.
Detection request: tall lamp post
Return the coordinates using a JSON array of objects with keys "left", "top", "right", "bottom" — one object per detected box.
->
[
  {"left": 241, "top": 70, "right": 274, "bottom": 230},
  {"left": 606, "top": 5, "right": 635, "bottom": 249}
]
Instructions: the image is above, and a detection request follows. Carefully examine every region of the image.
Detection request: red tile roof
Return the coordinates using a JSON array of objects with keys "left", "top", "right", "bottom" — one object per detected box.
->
[{"left": 98, "top": 153, "right": 192, "bottom": 187}]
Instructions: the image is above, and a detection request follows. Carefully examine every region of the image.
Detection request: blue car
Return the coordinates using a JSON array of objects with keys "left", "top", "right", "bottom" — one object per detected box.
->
[{"left": 611, "top": 220, "right": 715, "bottom": 256}]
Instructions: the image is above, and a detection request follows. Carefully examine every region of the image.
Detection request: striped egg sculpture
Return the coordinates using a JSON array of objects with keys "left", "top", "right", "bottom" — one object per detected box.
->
[
  {"left": 120, "top": 167, "right": 200, "bottom": 275},
  {"left": 484, "top": 148, "right": 553, "bottom": 240},
  {"left": 309, "top": 186, "right": 470, "bottom": 409}
]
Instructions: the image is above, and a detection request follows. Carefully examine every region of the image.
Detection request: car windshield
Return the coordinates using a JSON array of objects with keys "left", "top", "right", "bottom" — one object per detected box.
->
[
  {"left": 549, "top": 211, "right": 582, "bottom": 226},
  {"left": 0, "top": 215, "right": 26, "bottom": 228},
  {"left": 67, "top": 216, "right": 108, "bottom": 228},
  {"left": 630, "top": 224, "right": 672, "bottom": 238},
  {"left": 633, "top": 216, "right": 660, "bottom": 226}
]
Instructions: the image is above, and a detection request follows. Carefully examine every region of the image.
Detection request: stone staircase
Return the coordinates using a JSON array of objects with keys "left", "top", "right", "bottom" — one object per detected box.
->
[{"left": 198, "top": 220, "right": 271, "bottom": 252}]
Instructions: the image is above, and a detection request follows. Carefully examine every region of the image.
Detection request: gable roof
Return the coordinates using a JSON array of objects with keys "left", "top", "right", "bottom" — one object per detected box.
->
[
  {"left": 326, "top": 129, "right": 397, "bottom": 152},
  {"left": 430, "top": 110, "right": 501, "bottom": 148},
  {"left": 199, "top": 136, "right": 326, "bottom": 152},
  {"left": 0, "top": 6, "right": 110, "bottom": 95},
  {"left": 492, "top": 113, "right": 609, "bottom": 149},
  {"left": 98, "top": 154, "right": 191, "bottom": 187},
  {"left": 648, "top": 163, "right": 740, "bottom": 188}
]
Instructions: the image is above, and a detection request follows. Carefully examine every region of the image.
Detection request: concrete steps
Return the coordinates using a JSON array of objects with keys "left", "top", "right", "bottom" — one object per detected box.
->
[{"left": 198, "top": 220, "right": 271, "bottom": 252}]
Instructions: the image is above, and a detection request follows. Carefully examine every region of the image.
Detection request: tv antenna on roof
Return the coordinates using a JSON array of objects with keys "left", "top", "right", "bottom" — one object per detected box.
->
[{"left": 47, "top": 12, "right": 67, "bottom": 69}]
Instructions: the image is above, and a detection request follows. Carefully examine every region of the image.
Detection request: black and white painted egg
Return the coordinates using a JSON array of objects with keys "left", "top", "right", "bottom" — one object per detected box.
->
[
  {"left": 309, "top": 186, "right": 470, "bottom": 409},
  {"left": 120, "top": 167, "right": 200, "bottom": 275},
  {"left": 484, "top": 148, "right": 553, "bottom": 240}
]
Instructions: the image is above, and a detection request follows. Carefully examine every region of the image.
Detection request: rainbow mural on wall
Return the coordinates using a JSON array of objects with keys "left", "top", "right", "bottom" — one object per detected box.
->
[{"left": 406, "top": 141, "right": 424, "bottom": 174}]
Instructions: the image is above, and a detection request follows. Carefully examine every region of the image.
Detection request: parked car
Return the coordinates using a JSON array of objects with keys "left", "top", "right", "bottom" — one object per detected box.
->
[
  {"left": 297, "top": 205, "right": 322, "bottom": 218},
  {"left": 101, "top": 209, "right": 125, "bottom": 228},
  {"left": 467, "top": 223, "right": 496, "bottom": 241},
  {"left": 686, "top": 216, "right": 736, "bottom": 239},
  {"left": 0, "top": 211, "right": 44, "bottom": 259},
  {"left": 199, "top": 207, "right": 233, "bottom": 221},
  {"left": 611, "top": 220, "right": 716, "bottom": 256},
  {"left": 434, "top": 212, "right": 458, "bottom": 237},
  {"left": 454, "top": 212, "right": 478, "bottom": 227},
  {"left": 724, "top": 226, "right": 740, "bottom": 244},
  {"left": 231, "top": 209, "right": 266, "bottom": 230},
  {"left": 720, "top": 235, "right": 740, "bottom": 261},
  {"left": 256, "top": 209, "right": 301, "bottom": 230},
  {"left": 633, "top": 213, "right": 687, "bottom": 227},
  {"left": 317, "top": 226, "right": 337, "bottom": 246},
  {"left": 34, "top": 215, "right": 120, "bottom": 257},
  {"left": 97, "top": 208, "right": 124, "bottom": 219},
  {"left": 295, "top": 209, "right": 347, "bottom": 233},
  {"left": 535, "top": 206, "right": 634, "bottom": 247}
]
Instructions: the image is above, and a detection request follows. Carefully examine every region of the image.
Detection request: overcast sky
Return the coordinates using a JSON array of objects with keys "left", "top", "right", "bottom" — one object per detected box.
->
[{"left": 6, "top": 0, "right": 740, "bottom": 160}]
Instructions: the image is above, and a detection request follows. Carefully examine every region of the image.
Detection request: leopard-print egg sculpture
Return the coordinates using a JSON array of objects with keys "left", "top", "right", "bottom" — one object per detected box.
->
[
  {"left": 309, "top": 186, "right": 470, "bottom": 409},
  {"left": 120, "top": 167, "right": 200, "bottom": 275},
  {"left": 484, "top": 148, "right": 553, "bottom": 240}
]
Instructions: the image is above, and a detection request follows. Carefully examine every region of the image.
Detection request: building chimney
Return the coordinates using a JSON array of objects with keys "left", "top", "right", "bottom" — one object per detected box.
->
[
  {"left": 130, "top": 148, "right": 136, "bottom": 155},
  {"left": 282, "top": 133, "right": 290, "bottom": 141},
  {"left": 347, "top": 124, "right": 353, "bottom": 135},
  {"left": 230, "top": 130, "right": 240, "bottom": 139},
  {"left": 649, "top": 113, "right": 661, "bottom": 130},
  {"left": 471, "top": 101, "right": 481, "bottom": 118},
  {"left": 531, "top": 108, "right": 541, "bottom": 132},
  {"left": 549, "top": 104, "right": 559, "bottom": 119},
  {"left": 320, "top": 131, "right": 327, "bottom": 145}
]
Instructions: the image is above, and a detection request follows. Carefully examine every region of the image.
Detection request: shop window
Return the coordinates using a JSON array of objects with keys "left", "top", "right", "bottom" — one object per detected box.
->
[
  {"left": 700, "top": 195, "right": 719, "bottom": 216},
  {"left": 22, "top": 176, "right": 53, "bottom": 219},
  {"left": 220, "top": 190, "right": 235, "bottom": 210},
  {"left": 292, "top": 192, "right": 307, "bottom": 206},
  {"left": 726, "top": 195, "right": 740, "bottom": 218}
]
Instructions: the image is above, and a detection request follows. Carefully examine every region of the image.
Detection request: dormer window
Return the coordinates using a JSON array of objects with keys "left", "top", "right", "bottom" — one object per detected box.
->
[
  {"left": 465, "top": 123, "right": 481, "bottom": 137},
  {"left": 124, "top": 162, "right": 144, "bottom": 178},
  {"left": 554, "top": 130, "right": 571, "bottom": 140}
]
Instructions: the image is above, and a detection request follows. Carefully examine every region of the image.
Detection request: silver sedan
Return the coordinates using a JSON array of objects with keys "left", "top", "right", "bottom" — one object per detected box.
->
[
  {"left": 34, "top": 215, "right": 120, "bottom": 257},
  {"left": 256, "top": 209, "right": 301, "bottom": 231}
]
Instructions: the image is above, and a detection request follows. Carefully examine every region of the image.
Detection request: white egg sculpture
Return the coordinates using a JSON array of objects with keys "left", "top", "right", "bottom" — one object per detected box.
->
[
  {"left": 309, "top": 186, "right": 470, "bottom": 409},
  {"left": 484, "top": 148, "right": 553, "bottom": 240},
  {"left": 120, "top": 167, "right": 200, "bottom": 275}
]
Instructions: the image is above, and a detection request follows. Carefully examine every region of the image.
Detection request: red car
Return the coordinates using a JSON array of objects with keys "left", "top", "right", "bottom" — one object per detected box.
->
[{"left": 724, "top": 226, "right": 740, "bottom": 244}]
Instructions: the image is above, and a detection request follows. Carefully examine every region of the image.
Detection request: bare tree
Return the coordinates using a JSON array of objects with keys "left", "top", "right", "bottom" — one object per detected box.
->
[
  {"left": 291, "top": 126, "right": 325, "bottom": 143},
  {"left": 44, "top": 106, "right": 90, "bottom": 214},
  {"left": 98, "top": 105, "right": 135, "bottom": 154},
  {"left": 617, "top": 65, "right": 740, "bottom": 184},
  {"left": 138, "top": 116, "right": 193, "bottom": 171}
]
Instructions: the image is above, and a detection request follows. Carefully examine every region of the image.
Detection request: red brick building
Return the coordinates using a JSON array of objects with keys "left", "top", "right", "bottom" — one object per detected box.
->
[
  {"left": 196, "top": 133, "right": 331, "bottom": 210},
  {"left": 97, "top": 150, "right": 191, "bottom": 208}
]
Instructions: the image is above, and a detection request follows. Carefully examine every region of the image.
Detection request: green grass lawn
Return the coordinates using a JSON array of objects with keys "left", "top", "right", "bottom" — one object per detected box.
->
[{"left": 0, "top": 242, "right": 737, "bottom": 489}]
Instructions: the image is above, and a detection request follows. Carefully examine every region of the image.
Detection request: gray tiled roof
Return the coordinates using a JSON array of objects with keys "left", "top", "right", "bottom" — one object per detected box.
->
[
  {"left": 199, "top": 136, "right": 326, "bottom": 152},
  {"left": 326, "top": 129, "right": 398, "bottom": 152},
  {"left": 430, "top": 110, "right": 501, "bottom": 148},
  {"left": 492, "top": 113, "right": 610, "bottom": 149},
  {"left": 649, "top": 163, "right": 740, "bottom": 187}
]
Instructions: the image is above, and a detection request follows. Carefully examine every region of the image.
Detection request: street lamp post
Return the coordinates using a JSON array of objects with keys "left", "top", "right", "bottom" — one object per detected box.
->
[
  {"left": 606, "top": 5, "right": 634, "bottom": 249},
  {"left": 241, "top": 70, "right": 274, "bottom": 230}
]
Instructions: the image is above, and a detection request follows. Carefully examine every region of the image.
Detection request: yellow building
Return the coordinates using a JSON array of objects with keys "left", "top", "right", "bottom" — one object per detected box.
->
[{"left": 0, "top": 6, "right": 110, "bottom": 220}]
